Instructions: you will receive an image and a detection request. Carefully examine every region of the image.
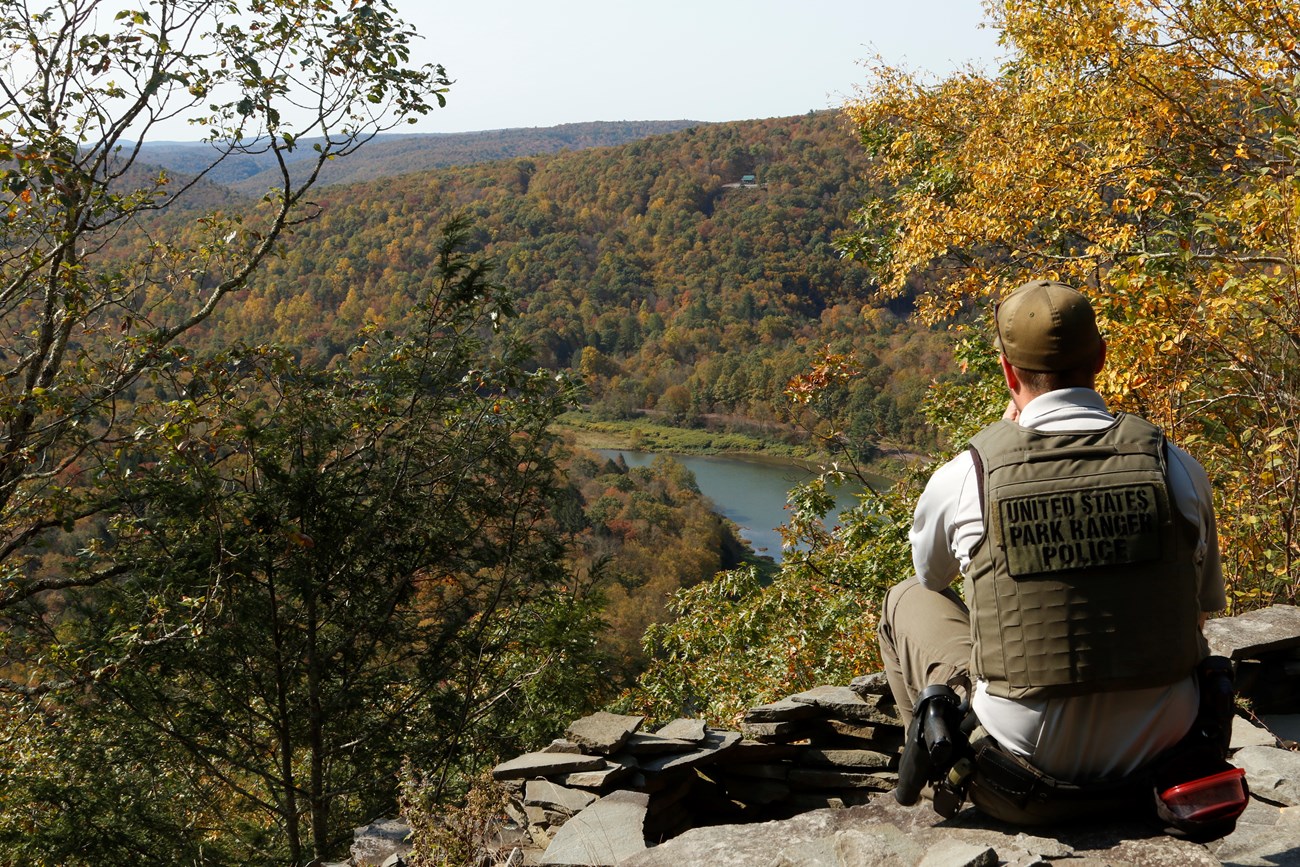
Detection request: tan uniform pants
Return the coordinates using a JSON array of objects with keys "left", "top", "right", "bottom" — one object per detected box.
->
[{"left": 877, "top": 578, "right": 972, "bottom": 728}]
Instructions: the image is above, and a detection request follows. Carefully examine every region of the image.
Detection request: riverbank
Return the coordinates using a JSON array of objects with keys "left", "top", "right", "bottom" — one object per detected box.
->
[
  {"left": 556, "top": 412, "right": 814, "bottom": 460},
  {"left": 554, "top": 410, "right": 916, "bottom": 482}
]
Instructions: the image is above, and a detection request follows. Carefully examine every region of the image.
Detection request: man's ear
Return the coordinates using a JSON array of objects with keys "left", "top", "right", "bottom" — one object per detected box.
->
[
  {"left": 1000, "top": 354, "right": 1021, "bottom": 393},
  {"left": 1095, "top": 339, "right": 1107, "bottom": 375}
]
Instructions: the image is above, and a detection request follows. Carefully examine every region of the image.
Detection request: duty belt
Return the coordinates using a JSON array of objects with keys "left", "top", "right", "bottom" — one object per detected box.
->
[{"left": 893, "top": 657, "right": 1246, "bottom": 839}]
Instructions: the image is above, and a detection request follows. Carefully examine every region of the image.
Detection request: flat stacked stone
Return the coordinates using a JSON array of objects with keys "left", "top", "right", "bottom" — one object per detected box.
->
[
  {"left": 789, "top": 685, "right": 903, "bottom": 727},
  {"left": 422, "top": 609, "right": 1300, "bottom": 865},
  {"left": 491, "top": 680, "right": 913, "bottom": 853},
  {"left": 1207, "top": 604, "right": 1300, "bottom": 715},
  {"left": 537, "top": 791, "right": 650, "bottom": 866},
  {"left": 491, "top": 751, "right": 607, "bottom": 781},
  {"left": 565, "top": 711, "right": 644, "bottom": 754},
  {"left": 654, "top": 718, "right": 708, "bottom": 742},
  {"left": 1205, "top": 604, "right": 1300, "bottom": 660}
]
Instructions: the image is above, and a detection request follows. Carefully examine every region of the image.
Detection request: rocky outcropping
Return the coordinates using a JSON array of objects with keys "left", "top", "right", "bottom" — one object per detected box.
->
[
  {"left": 354, "top": 604, "right": 1300, "bottom": 866},
  {"left": 489, "top": 675, "right": 907, "bottom": 855}
]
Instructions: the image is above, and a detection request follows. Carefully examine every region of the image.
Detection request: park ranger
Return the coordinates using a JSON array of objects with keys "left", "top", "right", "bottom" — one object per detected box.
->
[{"left": 878, "top": 279, "right": 1227, "bottom": 821}]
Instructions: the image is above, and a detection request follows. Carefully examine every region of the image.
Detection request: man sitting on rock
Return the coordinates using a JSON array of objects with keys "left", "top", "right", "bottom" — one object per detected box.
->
[{"left": 878, "top": 279, "right": 1227, "bottom": 823}]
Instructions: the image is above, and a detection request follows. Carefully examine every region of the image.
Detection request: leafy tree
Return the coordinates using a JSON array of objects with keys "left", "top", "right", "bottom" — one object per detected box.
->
[
  {"left": 843, "top": 0, "right": 1300, "bottom": 608},
  {"left": 0, "top": 0, "right": 446, "bottom": 619},
  {"left": 0, "top": 222, "right": 606, "bottom": 864},
  {"left": 630, "top": 471, "right": 910, "bottom": 726},
  {"left": 561, "top": 450, "right": 746, "bottom": 681}
]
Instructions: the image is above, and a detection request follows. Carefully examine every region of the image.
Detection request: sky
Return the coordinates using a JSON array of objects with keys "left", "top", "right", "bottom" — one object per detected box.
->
[{"left": 397, "top": 1, "right": 1004, "bottom": 134}]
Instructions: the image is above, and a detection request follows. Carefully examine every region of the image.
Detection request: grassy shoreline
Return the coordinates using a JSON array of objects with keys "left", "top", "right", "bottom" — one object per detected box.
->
[
  {"left": 554, "top": 411, "right": 816, "bottom": 459},
  {"left": 553, "top": 411, "right": 914, "bottom": 481}
]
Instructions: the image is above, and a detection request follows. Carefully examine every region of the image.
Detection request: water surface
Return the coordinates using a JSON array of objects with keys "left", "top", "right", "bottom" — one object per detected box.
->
[{"left": 596, "top": 449, "right": 874, "bottom": 562}]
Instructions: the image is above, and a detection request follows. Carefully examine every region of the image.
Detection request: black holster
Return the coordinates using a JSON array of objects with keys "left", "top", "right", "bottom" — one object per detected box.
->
[
  {"left": 1193, "top": 655, "right": 1235, "bottom": 759},
  {"left": 895, "top": 684, "right": 971, "bottom": 817}
]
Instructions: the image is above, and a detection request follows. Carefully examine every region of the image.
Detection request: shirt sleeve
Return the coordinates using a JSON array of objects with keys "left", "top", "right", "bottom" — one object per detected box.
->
[
  {"left": 910, "top": 451, "right": 977, "bottom": 591},
  {"left": 1166, "top": 443, "right": 1227, "bottom": 613}
]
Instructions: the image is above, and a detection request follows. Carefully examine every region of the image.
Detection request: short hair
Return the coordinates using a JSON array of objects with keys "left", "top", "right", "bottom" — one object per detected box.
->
[{"left": 1011, "top": 360, "right": 1098, "bottom": 393}]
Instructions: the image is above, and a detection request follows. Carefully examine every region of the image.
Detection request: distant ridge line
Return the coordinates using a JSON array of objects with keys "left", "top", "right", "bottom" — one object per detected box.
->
[{"left": 137, "top": 120, "right": 709, "bottom": 193}]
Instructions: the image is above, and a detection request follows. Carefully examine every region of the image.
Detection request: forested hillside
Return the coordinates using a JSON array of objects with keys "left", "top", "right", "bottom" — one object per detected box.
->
[
  {"left": 8, "top": 0, "right": 1299, "bottom": 863},
  {"left": 139, "top": 120, "right": 700, "bottom": 193},
  {"left": 188, "top": 111, "right": 950, "bottom": 458}
]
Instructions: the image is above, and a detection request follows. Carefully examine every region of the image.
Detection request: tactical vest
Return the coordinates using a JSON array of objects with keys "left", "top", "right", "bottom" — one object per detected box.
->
[{"left": 965, "top": 414, "right": 1203, "bottom": 700}]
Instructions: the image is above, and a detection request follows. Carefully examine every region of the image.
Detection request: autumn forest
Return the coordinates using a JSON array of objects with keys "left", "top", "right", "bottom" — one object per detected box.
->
[{"left": 2, "top": 0, "right": 1298, "bottom": 863}]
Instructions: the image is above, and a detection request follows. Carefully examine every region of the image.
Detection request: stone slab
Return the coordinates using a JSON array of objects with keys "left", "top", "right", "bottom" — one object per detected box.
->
[
  {"left": 542, "top": 739, "right": 584, "bottom": 754},
  {"left": 619, "top": 797, "right": 1222, "bottom": 867},
  {"left": 350, "top": 819, "right": 412, "bottom": 867},
  {"left": 527, "top": 823, "right": 552, "bottom": 849},
  {"left": 504, "top": 798, "right": 528, "bottom": 828},
  {"left": 710, "top": 740, "right": 801, "bottom": 763},
  {"left": 1005, "top": 832, "right": 1075, "bottom": 860},
  {"left": 1233, "top": 716, "right": 1280, "bottom": 750},
  {"left": 849, "top": 671, "right": 893, "bottom": 697},
  {"left": 808, "top": 718, "right": 890, "bottom": 742},
  {"left": 620, "top": 732, "right": 698, "bottom": 756},
  {"left": 492, "top": 751, "right": 606, "bottom": 781},
  {"left": 537, "top": 790, "right": 649, "bottom": 866},
  {"left": 794, "top": 747, "right": 896, "bottom": 770},
  {"left": 917, "top": 839, "right": 997, "bottom": 867},
  {"left": 639, "top": 730, "right": 741, "bottom": 774},
  {"left": 1233, "top": 745, "right": 1300, "bottom": 807},
  {"left": 565, "top": 711, "right": 643, "bottom": 755},
  {"left": 787, "top": 767, "right": 897, "bottom": 790},
  {"left": 789, "top": 685, "right": 901, "bottom": 725},
  {"left": 743, "top": 696, "right": 824, "bottom": 723},
  {"left": 562, "top": 759, "right": 637, "bottom": 790},
  {"left": 524, "top": 779, "right": 598, "bottom": 814},
  {"left": 774, "top": 823, "right": 901, "bottom": 864},
  {"left": 740, "top": 719, "right": 803, "bottom": 741},
  {"left": 1205, "top": 605, "right": 1300, "bottom": 660},
  {"left": 1208, "top": 796, "right": 1297, "bottom": 866},
  {"left": 788, "top": 790, "right": 879, "bottom": 811},
  {"left": 833, "top": 824, "right": 927, "bottom": 865},
  {"left": 654, "top": 718, "right": 708, "bottom": 742}
]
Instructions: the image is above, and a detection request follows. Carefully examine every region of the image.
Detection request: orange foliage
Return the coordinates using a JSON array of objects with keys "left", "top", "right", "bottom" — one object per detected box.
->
[{"left": 844, "top": 0, "right": 1300, "bottom": 606}]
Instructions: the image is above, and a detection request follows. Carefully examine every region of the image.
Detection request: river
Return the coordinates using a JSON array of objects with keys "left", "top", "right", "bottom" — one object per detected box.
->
[{"left": 595, "top": 449, "right": 879, "bottom": 563}]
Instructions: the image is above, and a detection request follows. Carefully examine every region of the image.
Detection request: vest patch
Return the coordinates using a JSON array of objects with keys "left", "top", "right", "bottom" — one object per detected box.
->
[{"left": 998, "top": 483, "right": 1162, "bottom": 576}]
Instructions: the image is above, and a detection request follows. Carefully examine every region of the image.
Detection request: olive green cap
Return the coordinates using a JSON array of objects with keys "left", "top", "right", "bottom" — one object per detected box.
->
[{"left": 995, "top": 280, "right": 1102, "bottom": 371}]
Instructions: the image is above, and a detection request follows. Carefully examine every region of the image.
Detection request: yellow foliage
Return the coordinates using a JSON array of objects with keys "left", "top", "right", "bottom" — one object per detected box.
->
[{"left": 845, "top": 0, "right": 1300, "bottom": 607}]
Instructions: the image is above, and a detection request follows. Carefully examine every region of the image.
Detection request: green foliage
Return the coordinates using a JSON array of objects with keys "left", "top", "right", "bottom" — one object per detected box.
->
[
  {"left": 629, "top": 470, "right": 918, "bottom": 726},
  {"left": 920, "top": 330, "right": 1010, "bottom": 451},
  {"left": 0, "top": 222, "right": 607, "bottom": 865},
  {"left": 562, "top": 450, "right": 747, "bottom": 682},
  {"left": 0, "top": 0, "right": 445, "bottom": 616},
  {"left": 400, "top": 770, "right": 509, "bottom": 867},
  {"left": 149, "top": 111, "right": 948, "bottom": 457},
  {"left": 559, "top": 412, "right": 809, "bottom": 457}
]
